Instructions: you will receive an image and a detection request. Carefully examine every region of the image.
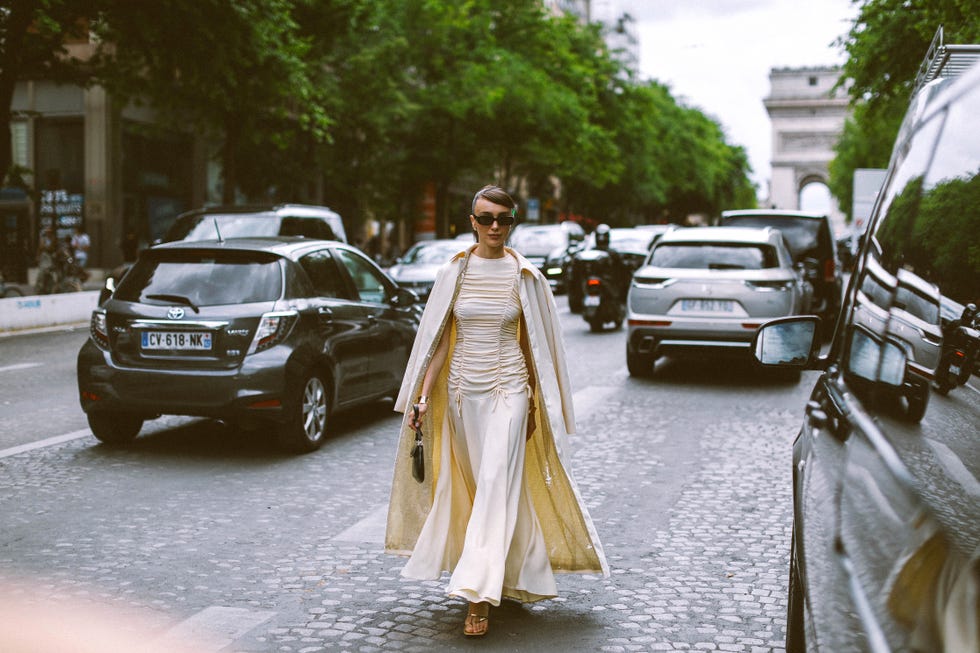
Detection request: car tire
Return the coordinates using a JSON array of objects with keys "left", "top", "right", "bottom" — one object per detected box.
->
[
  {"left": 785, "top": 533, "right": 806, "bottom": 653},
  {"left": 87, "top": 411, "right": 144, "bottom": 445},
  {"left": 627, "top": 347, "right": 655, "bottom": 377},
  {"left": 2, "top": 286, "right": 23, "bottom": 298},
  {"left": 277, "top": 371, "right": 330, "bottom": 454},
  {"left": 902, "top": 385, "right": 929, "bottom": 423},
  {"left": 588, "top": 318, "right": 604, "bottom": 333}
]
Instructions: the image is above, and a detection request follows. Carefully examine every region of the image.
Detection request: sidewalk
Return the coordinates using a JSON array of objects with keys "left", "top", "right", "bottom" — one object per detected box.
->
[{"left": 0, "top": 269, "right": 105, "bottom": 335}]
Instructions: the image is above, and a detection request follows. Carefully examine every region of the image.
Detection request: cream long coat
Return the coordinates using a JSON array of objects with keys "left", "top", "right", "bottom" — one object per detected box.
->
[{"left": 385, "top": 245, "right": 609, "bottom": 577}]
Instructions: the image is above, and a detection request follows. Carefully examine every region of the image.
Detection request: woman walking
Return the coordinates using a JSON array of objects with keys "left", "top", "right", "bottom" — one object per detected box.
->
[{"left": 385, "top": 185, "right": 608, "bottom": 637}]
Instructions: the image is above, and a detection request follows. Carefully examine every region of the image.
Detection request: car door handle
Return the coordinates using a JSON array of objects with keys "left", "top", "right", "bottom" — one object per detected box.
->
[
  {"left": 367, "top": 314, "right": 378, "bottom": 323},
  {"left": 317, "top": 306, "right": 333, "bottom": 318}
]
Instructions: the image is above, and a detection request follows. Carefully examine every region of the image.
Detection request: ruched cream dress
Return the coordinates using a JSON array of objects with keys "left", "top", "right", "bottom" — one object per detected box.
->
[{"left": 400, "top": 252, "right": 558, "bottom": 605}]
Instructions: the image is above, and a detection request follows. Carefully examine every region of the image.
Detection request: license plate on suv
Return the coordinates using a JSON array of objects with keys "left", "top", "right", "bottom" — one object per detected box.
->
[
  {"left": 141, "top": 331, "right": 213, "bottom": 351},
  {"left": 681, "top": 299, "right": 734, "bottom": 313}
]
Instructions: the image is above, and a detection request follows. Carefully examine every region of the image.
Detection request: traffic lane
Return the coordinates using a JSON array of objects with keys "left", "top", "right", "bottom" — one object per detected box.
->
[
  {"left": 1, "top": 300, "right": 811, "bottom": 650},
  {"left": 0, "top": 326, "right": 91, "bottom": 449}
]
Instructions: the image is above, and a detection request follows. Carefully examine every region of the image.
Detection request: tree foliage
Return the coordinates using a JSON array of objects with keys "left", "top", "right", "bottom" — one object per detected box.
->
[
  {"left": 831, "top": 0, "right": 980, "bottom": 220},
  {"left": 2, "top": 0, "right": 755, "bottom": 234}
]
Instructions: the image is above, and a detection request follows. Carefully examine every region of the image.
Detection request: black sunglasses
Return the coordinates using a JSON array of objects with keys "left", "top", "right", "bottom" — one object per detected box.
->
[{"left": 473, "top": 212, "right": 516, "bottom": 226}]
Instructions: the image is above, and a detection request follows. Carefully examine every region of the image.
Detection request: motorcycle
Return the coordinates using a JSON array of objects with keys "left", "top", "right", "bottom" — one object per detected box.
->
[
  {"left": 934, "top": 315, "right": 979, "bottom": 395},
  {"left": 571, "top": 249, "right": 626, "bottom": 332}
]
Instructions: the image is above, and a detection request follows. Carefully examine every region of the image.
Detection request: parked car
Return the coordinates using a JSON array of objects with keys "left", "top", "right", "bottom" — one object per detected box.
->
[
  {"left": 386, "top": 238, "right": 465, "bottom": 302},
  {"left": 720, "top": 209, "right": 842, "bottom": 325},
  {"left": 99, "top": 204, "right": 348, "bottom": 304},
  {"left": 753, "top": 50, "right": 980, "bottom": 652},
  {"left": 567, "top": 227, "right": 665, "bottom": 313},
  {"left": 625, "top": 226, "right": 808, "bottom": 376},
  {"left": 78, "top": 237, "right": 420, "bottom": 453},
  {"left": 509, "top": 221, "right": 585, "bottom": 293}
]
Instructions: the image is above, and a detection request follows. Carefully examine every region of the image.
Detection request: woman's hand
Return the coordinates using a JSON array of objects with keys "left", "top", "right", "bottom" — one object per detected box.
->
[{"left": 411, "top": 402, "right": 428, "bottom": 430}]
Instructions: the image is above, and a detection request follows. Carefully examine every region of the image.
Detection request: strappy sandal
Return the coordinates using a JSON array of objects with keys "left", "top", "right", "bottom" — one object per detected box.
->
[{"left": 463, "top": 602, "right": 490, "bottom": 637}]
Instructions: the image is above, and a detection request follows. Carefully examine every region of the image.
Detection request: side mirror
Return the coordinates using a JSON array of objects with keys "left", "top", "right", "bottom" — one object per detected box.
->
[
  {"left": 391, "top": 286, "right": 419, "bottom": 308},
  {"left": 753, "top": 316, "right": 823, "bottom": 368}
]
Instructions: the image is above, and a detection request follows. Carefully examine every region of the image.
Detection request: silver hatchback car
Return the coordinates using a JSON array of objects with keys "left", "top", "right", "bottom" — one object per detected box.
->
[{"left": 626, "top": 226, "right": 808, "bottom": 375}]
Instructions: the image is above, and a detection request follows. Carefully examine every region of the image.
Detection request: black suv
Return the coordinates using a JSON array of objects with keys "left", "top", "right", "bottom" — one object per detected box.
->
[
  {"left": 720, "top": 209, "right": 842, "bottom": 325},
  {"left": 753, "top": 52, "right": 980, "bottom": 651},
  {"left": 79, "top": 237, "right": 420, "bottom": 453}
]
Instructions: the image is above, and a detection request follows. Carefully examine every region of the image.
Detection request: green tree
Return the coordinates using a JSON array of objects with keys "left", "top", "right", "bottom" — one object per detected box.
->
[
  {"left": 831, "top": 0, "right": 980, "bottom": 220},
  {"left": 0, "top": 0, "right": 101, "bottom": 186},
  {"left": 91, "top": 0, "right": 331, "bottom": 203}
]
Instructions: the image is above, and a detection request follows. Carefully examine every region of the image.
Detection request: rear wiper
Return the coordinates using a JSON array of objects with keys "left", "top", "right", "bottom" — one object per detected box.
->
[
  {"left": 145, "top": 293, "right": 200, "bottom": 313},
  {"left": 708, "top": 263, "right": 745, "bottom": 270}
]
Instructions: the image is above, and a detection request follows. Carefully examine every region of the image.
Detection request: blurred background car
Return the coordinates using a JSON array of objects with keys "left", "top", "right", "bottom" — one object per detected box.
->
[
  {"left": 626, "top": 225, "right": 807, "bottom": 376},
  {"left": 385, "top": 238, "right": 465, "bottom": 302},
  {"left": 508, "top": 221, "right": 585, "bottom": 293},
  {"left": 719, "top": 209, "right": 842, "bottom": 325},
  {"left": 99, "top": 204, "right": 348, "bottom": 304},
  {"left": 567, "top": 226, "right": 666, "bottom": 312},
  {"left": 79, "top": 237, "right": 419, "bottom": 454},
  {"left": 753, "top": 47, "right": 980, "bottom": 653}
]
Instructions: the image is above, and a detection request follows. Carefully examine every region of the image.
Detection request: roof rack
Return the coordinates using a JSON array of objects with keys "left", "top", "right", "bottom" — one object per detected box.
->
[{"left": 912, "top": 26, "right": 980, "bottom": 95}]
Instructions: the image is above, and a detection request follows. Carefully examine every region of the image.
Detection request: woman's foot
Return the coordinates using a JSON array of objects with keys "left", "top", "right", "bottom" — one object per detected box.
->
[{"left": 463, "top": 601, "right": 490, "bottom": 637}]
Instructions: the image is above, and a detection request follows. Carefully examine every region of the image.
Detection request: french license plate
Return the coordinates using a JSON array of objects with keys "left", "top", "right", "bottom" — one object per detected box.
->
[
  {"left": 141, "top": 331, "right": 212, "bottom": 351},
  {"left": 950, "top": 364, "right": 961, "bottom": 375},
  {"left": 584, "top": 295, "right": 601, "bottom": 307},
  {"left": 681, "top": 299, "right": 734, "bottom": 313}
]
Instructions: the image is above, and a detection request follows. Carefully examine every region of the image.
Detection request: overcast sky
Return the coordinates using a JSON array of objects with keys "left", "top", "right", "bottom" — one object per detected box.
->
[{"left": 630, "top": 0, "right": 858, "bottom": 201}]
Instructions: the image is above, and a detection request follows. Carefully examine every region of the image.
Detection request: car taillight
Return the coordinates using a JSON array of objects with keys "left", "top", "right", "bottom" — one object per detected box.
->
[
  {"left": 744, "top": 279, "right": 795, "bottom": 291},
  {"left": 247, "top": 311, "right": 298, "bottom": 354},
  {"left": 824, "top": 258, "right": 836, "bottom": 283},
  {"left": 90, "top": 309, "right": 109, "bottom": 349}
]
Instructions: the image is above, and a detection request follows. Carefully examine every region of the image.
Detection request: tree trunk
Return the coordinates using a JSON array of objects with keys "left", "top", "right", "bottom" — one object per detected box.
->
[{"left": 221, "top": 118, "right": 239, "bottom": 204}]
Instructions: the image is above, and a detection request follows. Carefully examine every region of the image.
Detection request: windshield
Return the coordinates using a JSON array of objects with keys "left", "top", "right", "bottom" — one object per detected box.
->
[
  {"left": 649, "top": 243, "right": 779, "bottom": 270},
  {"left": 402, "top": 242, "right": 463, "bottom": 264},
  {"left": 610, "top": 230, "right": 655, "bottom": 252},
  {"left": 511, "top": 227, "right": 566, "bottom": 256},
  {"left": 894, "top": 285, "right": 940, "bottom": 324},
  {"left": 116, "top": 251, "right": 283, "bottom": 306},
  {"left": 165, "top": 214, "right": 281, "bottom": 241},
  {"left": 721, "top": 215, "right": 823, "bottom": 260}
]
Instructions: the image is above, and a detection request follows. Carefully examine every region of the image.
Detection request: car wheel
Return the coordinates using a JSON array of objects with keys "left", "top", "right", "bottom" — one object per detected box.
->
[
  {"left": 785, "top": 533, "right": 806, "bottom": 653},
  {"left": 588, "top": 319, "right": 603, "bottom": 333},
  {"left": 278, "top": 371, "right": 330, "bottom": 453},
  {"left": 2, "top": 286, "right": 23, "bottom": 298},
  {"left": 902, "top": 386, "right": 929, "bottom": 423},
  {"left": 87, "top": 411, "right": 144, "bottom": 445},
  {"left": 627, "top": 346, "right": 655, "bottom": 377}
]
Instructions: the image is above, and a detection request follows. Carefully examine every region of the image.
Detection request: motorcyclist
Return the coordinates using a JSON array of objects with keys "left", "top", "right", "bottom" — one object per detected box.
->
[{"left": 593, "top": 224, "right": 629, "bottom": 300}]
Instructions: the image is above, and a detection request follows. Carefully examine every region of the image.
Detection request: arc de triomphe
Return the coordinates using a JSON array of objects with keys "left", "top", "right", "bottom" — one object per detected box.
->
[{"left": 764, "top": 66, "right": 849, "bottom": 233}]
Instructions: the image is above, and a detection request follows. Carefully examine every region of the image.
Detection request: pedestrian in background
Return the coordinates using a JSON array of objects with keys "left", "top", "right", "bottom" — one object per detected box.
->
[
  {"left": 385, "top": 185, "right": 608, "bottom": 637},
  {"left": 71, "top": 225, "right": 90, "bottom": 269}
]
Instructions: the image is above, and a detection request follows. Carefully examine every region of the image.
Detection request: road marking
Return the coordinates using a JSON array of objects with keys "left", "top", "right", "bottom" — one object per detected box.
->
[
  {"left": 333, "top": 503, "right": 388, "bottom": 543},
  {"left": 926, "top": 438, "right": 979, "bottom": 498},
  {"left": 0, "top": 429, "right": 91, "bottom": 459},
  {"left": 155, "top": 606, "right": 275, "bottom": 652},
  {"left": 0, "top": 362, "right": 41, "bottom": 373}
]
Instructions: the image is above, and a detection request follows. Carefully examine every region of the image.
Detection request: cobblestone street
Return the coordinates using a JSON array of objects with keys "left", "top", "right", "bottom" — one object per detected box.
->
[{"left": 0, "top": 320, "right": 810, "bottom": 652}]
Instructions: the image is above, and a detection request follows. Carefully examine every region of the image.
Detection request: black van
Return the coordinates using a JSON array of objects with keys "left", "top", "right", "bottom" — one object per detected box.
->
[
  {"left": 753, "top": 47, "right": 980, "bottom": 652},
  {"left": 720, "top": 209, "right": 842, "bottom": 325}
]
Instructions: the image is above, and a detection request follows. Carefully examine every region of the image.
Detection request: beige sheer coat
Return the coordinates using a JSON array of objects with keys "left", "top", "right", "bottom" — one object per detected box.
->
[{"left": 385, "top": 245, "right": 609, "bottom": 576}]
